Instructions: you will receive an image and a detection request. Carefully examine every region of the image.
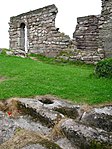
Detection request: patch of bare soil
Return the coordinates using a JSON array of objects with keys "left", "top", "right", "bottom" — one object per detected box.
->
[
  {"left": 0, "top": 98, "right": 22, "bottom": 118},
  {"left": 30, "top": 57, "right": 40, "bottom": 62},
  {"left": 0, "top": 76, "right": 6, "bottom": 83}
]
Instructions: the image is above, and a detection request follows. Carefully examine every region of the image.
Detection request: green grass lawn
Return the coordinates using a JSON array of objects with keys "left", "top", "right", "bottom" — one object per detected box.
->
[{"left": 0, "top": 54, "right": 112, "bottom": 104}]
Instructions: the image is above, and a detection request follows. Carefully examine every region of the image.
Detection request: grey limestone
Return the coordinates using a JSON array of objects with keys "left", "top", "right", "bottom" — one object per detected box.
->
[
  {"left": 0, "top": 96, "right": 112, "bottom": 148},
  {"left": 9, "top": 1, "right": 112, "bottom": 63},
  {"left": 9, "top": 4, "right": 71, "bottom": 57},
  {"left": 72, "top": 0, "right": 112, "bottom": 62}
]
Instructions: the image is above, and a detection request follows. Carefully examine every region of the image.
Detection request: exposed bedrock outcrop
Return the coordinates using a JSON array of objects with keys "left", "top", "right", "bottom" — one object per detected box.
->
[{"left": 0, "top": 96, "right": 112, "bottom": 149}]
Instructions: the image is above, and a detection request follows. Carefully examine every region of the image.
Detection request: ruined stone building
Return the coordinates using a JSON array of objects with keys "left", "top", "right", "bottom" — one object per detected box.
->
[
  {"left": 9, "top": 0, "right": 112, "bottom": 63},
  {"left": 9, "top": 5, "right": 71, "bottom": 57},
  {"left": 73, "top": 0, "right": 112, "bottom": 62}
]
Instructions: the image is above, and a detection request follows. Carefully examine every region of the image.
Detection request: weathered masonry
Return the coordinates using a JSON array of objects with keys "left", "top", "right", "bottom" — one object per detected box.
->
[
  {"left": 99, "top": 0, "right": 112, "bottom": 58},
  {"left": 9, "top": 4, "right": 71, "bottom": 57},
  {"left": 73, "top": 15, "right": 103, "bottom": 62},
  {"left": 73, "top": 0, "right": 112, "bottom": 62},
  {"left": 9, "top": 0, "right": 112, "bottom": 63}
]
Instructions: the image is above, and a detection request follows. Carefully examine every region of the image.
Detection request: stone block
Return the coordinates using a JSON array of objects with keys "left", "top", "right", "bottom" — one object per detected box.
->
[{"left": 61, "top": 119, "right": 112, "bottom": 148}]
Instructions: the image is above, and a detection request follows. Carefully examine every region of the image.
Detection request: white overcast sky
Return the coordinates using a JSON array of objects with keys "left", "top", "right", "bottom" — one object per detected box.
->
[{"left": 1, "top": 0, "right": 101, "bottom": 48}]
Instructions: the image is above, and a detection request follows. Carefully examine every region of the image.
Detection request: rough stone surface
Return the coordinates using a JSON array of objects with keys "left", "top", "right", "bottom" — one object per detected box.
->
[
  {"left": 99, "top": 0, "right": 112, "bottom": 58},
  {"left": 0, "top": 96, "right": 112, "bottom": 148},
  {"left": 56, "top": 138, "right": 78, "bottom": 149},
  {"left": 9, "top": 5, "right": 71, "bottom": 57},
  {"left": 22, "top": 144, "right": 47, "bottom": 149},
  {"left": 81, "top": 106, "right": 112, "bottom": 132},
  {"left": 72, "top": 15, "right": 105, "bottom": 63},
  {"left": 61, "top": 119, "right": 112, "bottom": 149},
  {"left": 73, "top": 15, "right": 99, "bottom": 52},
  {"left": 0, "top": 111, "right": 17, "bottom": 144},
  {"left": 15, "top": 115, "right": 51, "bottom": 135},
  {"left": 17, "top": 97, "right": 81, "bottom": 125},
  {"left": 8, "top": 1, "right": 112, "bottom": 63},
  {"left": 72, "top": 0, "right": 112, "bottom": 62}
]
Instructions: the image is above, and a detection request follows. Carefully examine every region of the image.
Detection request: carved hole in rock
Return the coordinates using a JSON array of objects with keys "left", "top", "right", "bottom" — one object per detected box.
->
[
  {"left": 20, "top": 23, "right": 28, "bottom": 53},
  {"left": 39, "top": 98, "right": 54, "bottom": 104}
]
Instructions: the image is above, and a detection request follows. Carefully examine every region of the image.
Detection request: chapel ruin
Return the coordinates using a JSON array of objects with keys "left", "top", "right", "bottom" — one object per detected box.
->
[
  {"left": 9, "top": 0, "right": 112, "bottom": 63},
  {"left": 9, "top": 4, "right": 71, "bottom": 57}
]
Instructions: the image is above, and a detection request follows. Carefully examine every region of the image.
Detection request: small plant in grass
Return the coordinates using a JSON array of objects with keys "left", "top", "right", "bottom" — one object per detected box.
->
[
  {"left": 0, "top": 48, "right": 13, "bottom": 56},
  {"left": 95, "top": 58, "right": 112, "bottom": 78},
  {"left": 1, "top": 48, "right": 7, "bottom": 55}
]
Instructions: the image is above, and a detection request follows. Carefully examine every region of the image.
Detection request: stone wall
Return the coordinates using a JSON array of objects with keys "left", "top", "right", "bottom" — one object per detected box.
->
[
  {"left": 73, "top": 15, "right": 99, "bottom": 51},
  {"left": 72, "top": 15, "right": 104, "bottom": 63},
  {"left": 99, "top": 0, "right": 112, "bottom": 57},
  {"left": 9, "top": 1, "right": 112, "bottom": 63},
  {"left": 73, "top": 0, "right": 112, "bottom": 62},
  {"left": 9, "top": 4, "right": 71, "bottom": 57}
]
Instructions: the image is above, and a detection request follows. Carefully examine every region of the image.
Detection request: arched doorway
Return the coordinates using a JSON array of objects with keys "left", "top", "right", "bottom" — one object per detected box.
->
[{"left": 20, "top": 23, "right": 28, "bottom": 53}]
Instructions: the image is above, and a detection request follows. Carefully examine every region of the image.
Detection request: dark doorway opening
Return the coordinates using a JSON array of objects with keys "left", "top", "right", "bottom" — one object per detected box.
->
[{"left": 20, "top": 23, "right": 28, "bottom": 53}]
